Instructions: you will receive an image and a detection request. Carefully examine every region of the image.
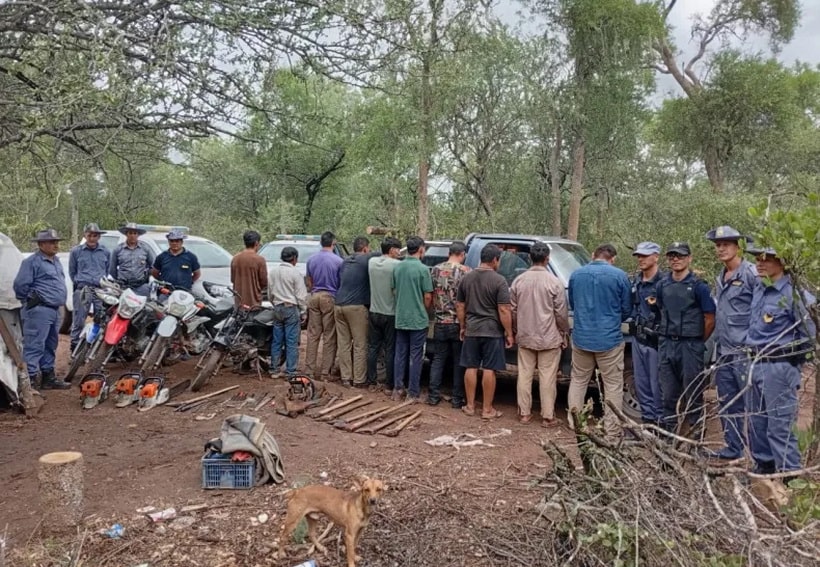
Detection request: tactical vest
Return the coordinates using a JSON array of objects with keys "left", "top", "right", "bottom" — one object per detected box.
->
[
  {"left": 632, "top": 271, "right": 664, "bottom": 328},
  {"left": 660, "top": 277, "right": 704, "bottom": 338}
]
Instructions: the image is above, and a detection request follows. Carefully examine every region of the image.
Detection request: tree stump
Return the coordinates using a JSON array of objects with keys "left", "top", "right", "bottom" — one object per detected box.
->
[{"left": 37, "top": 451, "right": 84, "bottom": 530}]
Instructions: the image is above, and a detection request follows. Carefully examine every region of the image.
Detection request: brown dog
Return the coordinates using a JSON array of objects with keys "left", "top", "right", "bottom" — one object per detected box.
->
[{"left": 279, "top": 476, "right": 387, "bottom": 567}]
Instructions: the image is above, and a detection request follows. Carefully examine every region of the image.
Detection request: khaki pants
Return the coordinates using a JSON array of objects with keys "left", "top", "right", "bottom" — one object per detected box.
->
[
  {"left": 335, "top": 304, "right": 369, "bottom": 384},
  {"left": 517, "top": 346, "right": 561, "bottom": 419},
  {"left": 567, "top": 343, "right": 624, "bottom": 439},
  {"left": 306, "top": 292, "right": 337, "bottom": 377}
]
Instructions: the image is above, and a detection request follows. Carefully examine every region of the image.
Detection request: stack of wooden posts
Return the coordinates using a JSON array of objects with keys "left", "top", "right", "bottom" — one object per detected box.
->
[{"left": 310, "top": 395, "right": 422, "bottom": 437}]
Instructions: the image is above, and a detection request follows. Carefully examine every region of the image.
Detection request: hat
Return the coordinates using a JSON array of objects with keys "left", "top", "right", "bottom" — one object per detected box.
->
[
  {"left": 633, "top": 242, "right": 660, "bottom": 256},
  {"left": 83, "top": 222, "right": 106, "bottom": 235},
  {"left": 30, "top": 228, "right": 63, "bottom": 242},
  {"left": 666, "top": 241, "right": 691, "bottom": 256},
  {"left": 705, "top": 225, "right": 749, "bottom": 242},
  {"left": 166, "top": 229, "right": 187, "bottom": 240},
  {"left": 746, "top": 245, "right": 778, "bottom": 258},
  {"left": 118, "top": 222, "right": 146, "bottom": 235}
]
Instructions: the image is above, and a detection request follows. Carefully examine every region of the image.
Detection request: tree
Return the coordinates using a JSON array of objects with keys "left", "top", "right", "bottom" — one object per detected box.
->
[{"left": 652, "top": 0, "right": 802, "bottom": 192}]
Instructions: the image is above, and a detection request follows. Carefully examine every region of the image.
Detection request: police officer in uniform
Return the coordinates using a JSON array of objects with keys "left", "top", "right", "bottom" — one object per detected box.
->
[
  {"left": 656, "top": 242, "right": 716, "bottom": 434},
  {"left": 110, "top": 222, "right": 155, "bottom": 295},
  {"left": 705, "top": 225, "right": 757, "bottom": 461},
  {"left": 12, "top": 228, "right": 70, "bottom": 389},
  {"left": 630, "top": 242, "right": 665, "bottom": 425},
  {"left": 151, "top": 229, "right": 201, "bottom": 291},
  {"left": 744, "top": 246, "right": 815, "bottom": 474},
  {"left": 69, "top": 223, "right": 110, "bottom": 353}
]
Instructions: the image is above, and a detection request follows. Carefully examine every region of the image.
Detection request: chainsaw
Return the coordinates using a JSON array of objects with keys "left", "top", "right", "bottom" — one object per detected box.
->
[
  {"left": 286, "top": 374, "right": 317, "bottom": 402},
  {"left": 79, "top": 372, "right": 110, "bottom": 410},
  {"left": 113, "top": 372, "right": 145, "bottom": 407},
  {"left": 137, "top": 376, "right": 170, "bottom": 411}
]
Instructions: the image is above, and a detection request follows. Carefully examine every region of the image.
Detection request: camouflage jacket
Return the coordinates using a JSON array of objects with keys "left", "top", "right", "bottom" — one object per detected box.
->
[{"left": 431, "top": 261, "right": 470, "bottom": 325}]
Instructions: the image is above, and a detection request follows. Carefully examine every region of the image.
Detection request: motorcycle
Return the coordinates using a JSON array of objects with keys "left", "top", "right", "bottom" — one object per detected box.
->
[
  {"left": 138, "top": 281, "right": 234, "bottom": 373},
  {"left": 65, "top": 279, "right": 123, "bottom": 382},
  {"left": 190, "top": 296, "right": 276, "bottom": 392},
  {"left": 87, "top": 283, "right": 162, "bottom": 372}
]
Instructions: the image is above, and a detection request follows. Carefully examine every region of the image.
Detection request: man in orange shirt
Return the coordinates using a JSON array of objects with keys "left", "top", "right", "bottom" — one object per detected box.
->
[{"left": 230, "top": 230, "right": 268, "bottom": 307}]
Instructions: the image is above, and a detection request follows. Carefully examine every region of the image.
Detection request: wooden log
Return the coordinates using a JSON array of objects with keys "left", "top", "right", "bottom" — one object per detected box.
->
[
  {"left": 314, "top": 395, "right": 363, "bottom": 416},
  {"left": 359, "top": 412, "right": 413, "bottom": 435},
  {"left": 38, "top": 451, "right": 84, "bottom": 531},
  {"left": 338, "top": 400, "right": 414, "bottom": 432},
  {"left": 381, "top": 410, "right": 423, "bottom": 437},
  {"left": 365, "top": 226, "right": 396, "bottom": 236},
  {"left": 316, "top": 399, "right": 372, "bottom": 422},
  {"left": 168, "top": 385, "right": 239, "bottom": 409}
]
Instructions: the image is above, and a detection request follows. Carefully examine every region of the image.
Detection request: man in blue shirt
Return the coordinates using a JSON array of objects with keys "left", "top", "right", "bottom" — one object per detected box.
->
[
  {"left": 68, "top": 223, "right": 110, "bottom": 353},
  {"left": 744, "top": 246, "right": 816, "bottom": 474},
  {"left": 110, "top": 222, "right": 155, "bottom": 295},
  {"left": 656, "top": 242, "right": 716, "bottom": 435},
  {"left": 151, "top": 229, "right": 201, "bottom": 291},
  {"left": 567, "top": 244, "right": 632, "bottom": 439},
  {"left": 13, "top": 228, "right": 70, "bottom": 389},
  {"left": 705, "top": 226, "right": 757, "bottom": 461}
]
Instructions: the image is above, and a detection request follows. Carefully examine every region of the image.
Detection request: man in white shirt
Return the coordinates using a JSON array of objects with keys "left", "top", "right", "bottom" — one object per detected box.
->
[{"left": 268, "top": 246, "right": 308, "bottom": 377}]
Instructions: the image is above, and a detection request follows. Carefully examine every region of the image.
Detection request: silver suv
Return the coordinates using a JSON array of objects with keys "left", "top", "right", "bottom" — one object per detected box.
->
[{"left": 259, "top": 235, "right": 348, "bottom": 277}]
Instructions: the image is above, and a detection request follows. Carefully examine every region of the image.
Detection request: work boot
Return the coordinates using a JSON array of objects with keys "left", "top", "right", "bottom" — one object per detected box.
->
[
  {"left": 30, "top": 372, "right": 42, "bottom": 390},
  {"left": 40, "top": 368, "right": 70, "bottom": 390}
]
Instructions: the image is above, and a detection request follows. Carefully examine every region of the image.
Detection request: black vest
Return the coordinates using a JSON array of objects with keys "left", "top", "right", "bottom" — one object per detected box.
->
[{"left": 659, "top": 276, "right": 704, "bottom": 338}]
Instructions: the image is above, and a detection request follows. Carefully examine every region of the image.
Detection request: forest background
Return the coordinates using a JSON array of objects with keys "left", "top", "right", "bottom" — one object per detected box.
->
[{"left": 1, "top": 0, "right": 818, "bottom": 278}]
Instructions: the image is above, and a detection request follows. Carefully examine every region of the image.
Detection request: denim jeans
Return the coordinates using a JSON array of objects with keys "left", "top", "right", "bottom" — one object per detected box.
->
[
  {"left": 367, "top": 312, "right": 395, "bottom": 387},
  {"left": 393, "top": 328, "right": 426, "bottom": 398},
  {"left": 428, "top": 323, "right": 465, "bottom": 405},
  {"left": 271, "top": 304, "right": 301, "bottom": 375}
]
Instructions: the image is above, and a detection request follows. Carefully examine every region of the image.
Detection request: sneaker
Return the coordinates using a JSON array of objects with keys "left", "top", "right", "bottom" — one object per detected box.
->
[
  {"left": 341, "top": 380, "right": 353, "bottom": 388},
  {"left": 407, "top": 396, "right": 421, "bottom": 405},
  {"left": 390, "top": 389, "right": 404, "bottom": 402}
]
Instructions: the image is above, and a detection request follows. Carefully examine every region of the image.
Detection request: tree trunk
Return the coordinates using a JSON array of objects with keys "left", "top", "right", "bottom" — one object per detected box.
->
[
  {"left": 38, "top": 451, "right": 84, "bottom": 531},
  {"left": 567, "top": 136, "right": 585, "bottom": 241},
  {"left": 550, "top": 123, "right": 563, "bottom": 236},
  {"left": 417, "top": 157, "right": 429, "bottom": 238},
  {"left": 704, "top": 144, "right": 724, "bottom": 193},
  {"left": 596, "top": 185, "right": 608, "bottom": 241}
]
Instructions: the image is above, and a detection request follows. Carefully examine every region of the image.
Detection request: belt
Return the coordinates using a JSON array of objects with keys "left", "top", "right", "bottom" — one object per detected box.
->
[
  {"left": 661, "top": 335, "right": 700, "bottom": 341},
  {"left": 274, "top": 302, "right": 297, "bottom": 308},
  {"left": 119, "top": 278, "right": 148, "bottom": 287}
]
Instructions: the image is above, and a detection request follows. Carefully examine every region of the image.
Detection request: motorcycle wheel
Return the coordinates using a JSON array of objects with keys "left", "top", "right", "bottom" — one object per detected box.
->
[
  {"left": 89, "top": 343, "right": 114, "bottom": 372},
  {"left": 190, "top": 350, "right": 224, "bottom": 392},
  {"left": 65, "top": 342, "right": 90, "bottom": 383},
  {"left": 140, "top": 336, "right": 169, "bottom": 374}
]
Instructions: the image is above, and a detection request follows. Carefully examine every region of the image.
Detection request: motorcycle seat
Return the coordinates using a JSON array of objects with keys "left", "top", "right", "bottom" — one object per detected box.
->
[{"left": 251, "top": 308, "right": 277, "bottom": 326}]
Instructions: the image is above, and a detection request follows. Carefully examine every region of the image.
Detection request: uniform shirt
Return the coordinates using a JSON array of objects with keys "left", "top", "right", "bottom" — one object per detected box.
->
[
  {"left": 510, "top": 266, "right": 568, "bottom": 350},
  {"left": 746, "top": 274, "right": 816, "bottom": 351},
  {"left": 568, "top": 260, "right": 632, "bottom": 352},
  {"left": 368, "top": 255, "right": 399, "bottom": 316},
  {"left": 714, "top": 259, "right": 758, "bottom": 351},
  {"left": 153, "top": 248, "right": 200, "bottom": 291},
  {"left": 392, "top": 256, "right": 434, "bottom": 331},
  {"left": 632, "top": 270, "right": 666, "bottom": 327},
  {"left": 306, "top": 250, "right": 343, "bottom": 295},
  {"left": 431, "top": 260, "right": 470, "bottom": 325},
  {"left": 13, "top": 251, "right": 67, "bottom": 308},
  {"left": 69, "top": 243, "right": 110, "bottom": 288},
  {"left": 336, "top": 252, "right": 378, "bottom": 307},
  {"left": 268, "top": 262, "right": 308, "bottom": 313},
  {"left": 456, "top": 268, "right": 511, "bottom": 338},
  {"left": 230, "top": 249, "right": 268, "bottom": 307},
  {"left": 110, "top": 242, "right": 155, "bottom": 284}
]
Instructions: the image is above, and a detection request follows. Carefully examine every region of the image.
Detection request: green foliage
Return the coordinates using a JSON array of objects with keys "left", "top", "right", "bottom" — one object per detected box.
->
[{"left": 783, "top": 477, "right": 820, "bottom": 528}]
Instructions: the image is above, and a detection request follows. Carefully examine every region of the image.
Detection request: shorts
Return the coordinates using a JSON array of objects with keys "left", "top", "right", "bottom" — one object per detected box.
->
[{"left": 460, "top": 336, "right": 506, "bottom": 371}]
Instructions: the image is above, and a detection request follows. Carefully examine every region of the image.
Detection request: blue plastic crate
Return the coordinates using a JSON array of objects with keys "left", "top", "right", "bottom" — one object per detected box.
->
[{"left": 201, "top": 453, "right": 255, "bottom": 490}]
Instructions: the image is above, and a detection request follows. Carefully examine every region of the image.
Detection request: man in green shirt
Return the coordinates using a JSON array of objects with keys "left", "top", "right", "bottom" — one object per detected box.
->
[
  {"left": 367, "top": 237, "right": 402, "bottom": 391},
  {"left": 392, "top": 236, "right": 433, "bottom": 402}
]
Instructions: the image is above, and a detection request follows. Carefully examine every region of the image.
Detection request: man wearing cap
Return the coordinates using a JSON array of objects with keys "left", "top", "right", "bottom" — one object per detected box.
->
[
  {"left": 68, "top": 223, "right": 110, "bottom": 353},
  {"left": 656, "top": 242, "right": 716, "bottom": 435},
  {"left": 630, "top": 242, "right": 665, "bottom": 425},
  {"left": 268, "top": 246, "right": 308, "bottom": 377},
  {"left": 744, "top": 246, "right": 816, "bottom": 474},
  {"left": 706, "top": 226, "right": 757, "bottom": 461},
  {"left": 13, "top": 228, "right": 70, "bottom": 389},
  {"left": 151, "top": 229, "right": 201, "bottom": 291},
  {"left": 110, "top": 222, "right": 155, "bottom": 295}
]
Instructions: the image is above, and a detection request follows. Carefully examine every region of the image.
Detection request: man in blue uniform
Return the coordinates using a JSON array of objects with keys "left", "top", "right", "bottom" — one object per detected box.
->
[
  {"left": 706, "top": 225, "right": 757, "bottom": 461},
  {"left": 110, "top": 222, "right": 155, "bottom": 295},
  {"left": 656, "top": 242, "right": 716, "bottom": 435},
  {"left": 13, "top": 228, "right": 70, "bottom": 389},
  {"left": 69, "top": 223, "right": 110, "bottom": 353},
  {"left": 745, "top": 246, "right": 816, "bottom": 474},
  {"left": 151, "top": 229, "right": 201, "bottom": 291},
  {"left": 630, "top": 241, "right": 665, "bottom": 425}
]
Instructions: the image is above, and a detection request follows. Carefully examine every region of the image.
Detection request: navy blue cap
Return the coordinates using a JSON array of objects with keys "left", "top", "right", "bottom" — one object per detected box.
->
[
  {"left": 166, "top": 229, "right": 187, "bottom": 240},
  {"left": 633, "top": 242, "right": 660, "bottom": 256}
]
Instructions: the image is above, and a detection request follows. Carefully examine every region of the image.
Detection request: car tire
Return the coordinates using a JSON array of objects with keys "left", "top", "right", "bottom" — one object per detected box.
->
[
  {"left": 621, "top": 353, "right": 642, "bottom": 421},
  {"left": 59, "top": 307, "right": 71, "bottom": 335}
]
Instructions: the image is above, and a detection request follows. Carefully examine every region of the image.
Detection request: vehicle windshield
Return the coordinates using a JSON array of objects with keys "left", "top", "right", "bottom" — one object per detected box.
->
[
  {"left": 548, "top": 242, "right": 591, "bottom": 283},
  {"left": 151, "top": 239, "right": 233, "bottom": 268},
  {"left": 99, "top": 234, "right": 121, "bottom": 250},
  {"left": 259, "top": 243, "right": 320, "bottom": 264}
]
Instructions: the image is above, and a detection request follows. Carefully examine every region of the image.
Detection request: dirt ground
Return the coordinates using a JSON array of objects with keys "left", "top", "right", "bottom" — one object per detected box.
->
[{"left": 0, "top": 336, "right": 815, "bottom": 567}]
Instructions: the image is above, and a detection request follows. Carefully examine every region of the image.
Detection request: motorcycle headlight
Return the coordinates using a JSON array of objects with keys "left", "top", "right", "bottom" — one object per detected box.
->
[
  {"left": 103, "top": 295, "right": 119, "bottom": 306},
  {"left": 168, "top": 302, "right": 188, "bottom": 318},
  {"left": 118, "top": 290, "right": 146, "bottom": 319}
]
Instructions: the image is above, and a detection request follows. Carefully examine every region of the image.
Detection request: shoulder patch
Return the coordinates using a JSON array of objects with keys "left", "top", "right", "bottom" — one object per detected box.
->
[{"left": 731, "top": 280, "right": 743, "bottom": 286}]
